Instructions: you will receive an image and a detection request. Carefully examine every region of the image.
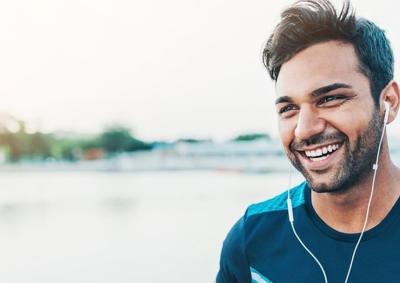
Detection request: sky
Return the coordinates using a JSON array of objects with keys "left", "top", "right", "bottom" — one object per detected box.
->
[{"left": 0, "top": 0, "right": 399, "bottom": 142}]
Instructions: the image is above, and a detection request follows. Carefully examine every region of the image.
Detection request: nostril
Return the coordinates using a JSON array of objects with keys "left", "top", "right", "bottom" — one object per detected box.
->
[{"left": 294, "top": 117, "right": 326, "bottom": 141}]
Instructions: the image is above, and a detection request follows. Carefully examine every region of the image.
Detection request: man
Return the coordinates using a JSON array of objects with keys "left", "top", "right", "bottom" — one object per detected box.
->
[{"left": 217, "top": 0, "right": 400, "bottom": 282}]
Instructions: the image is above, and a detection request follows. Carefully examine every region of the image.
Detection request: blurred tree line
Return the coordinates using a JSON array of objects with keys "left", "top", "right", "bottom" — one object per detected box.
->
[
  {"left": 0, "top": 121, "right": 151, "bottom": 162},
  {"left": 232, "top": 133, "right": 270, "bottom": 142}
]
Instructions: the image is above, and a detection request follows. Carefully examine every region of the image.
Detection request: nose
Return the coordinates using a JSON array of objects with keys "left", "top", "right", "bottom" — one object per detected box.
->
[{"left": 294, "top": 106, "right": 326, "bottom": 141}]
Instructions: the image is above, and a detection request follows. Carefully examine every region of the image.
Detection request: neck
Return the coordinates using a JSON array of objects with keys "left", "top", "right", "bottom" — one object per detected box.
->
[{"left": 311, "top": 151, "right": 400, "bottom": 234}]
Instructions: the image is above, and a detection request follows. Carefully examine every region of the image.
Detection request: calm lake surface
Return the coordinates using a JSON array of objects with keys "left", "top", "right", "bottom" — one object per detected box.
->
[{"left": 0, "top": 170, "right": 304, "bottom": 283}]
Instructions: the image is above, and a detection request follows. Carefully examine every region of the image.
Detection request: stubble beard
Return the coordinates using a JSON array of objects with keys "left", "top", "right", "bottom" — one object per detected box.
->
[{"left": 287, "top": 110, "right": 383, "bottom": 194}]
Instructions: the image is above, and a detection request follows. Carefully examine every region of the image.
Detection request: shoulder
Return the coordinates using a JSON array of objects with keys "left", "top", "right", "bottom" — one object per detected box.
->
[
  {"left": 217, "top": 182, "right": 307, "bottom": 282},
  {"left": 224, "top": 181, "right": 307, "bottom": 244},
  {"left": 246, "top": 181, "right": 307, "bottom": 218},
  {"left": 217, "top": 215, "right": 250, "bottom": 282}
]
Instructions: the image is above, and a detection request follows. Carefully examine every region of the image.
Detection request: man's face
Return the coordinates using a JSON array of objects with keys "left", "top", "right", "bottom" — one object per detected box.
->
[{"left": 275, "top": 41, "right": 383, "bottom": 193}]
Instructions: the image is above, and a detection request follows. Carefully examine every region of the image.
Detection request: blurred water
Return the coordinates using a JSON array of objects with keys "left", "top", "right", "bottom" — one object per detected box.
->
[{"left": 0, "top": 170, "right": 304, "bottom": 283}]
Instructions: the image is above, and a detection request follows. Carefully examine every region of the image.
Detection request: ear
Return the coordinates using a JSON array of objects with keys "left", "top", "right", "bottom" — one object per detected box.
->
[{"left": 380, "top": 80, "right": 400, "bottom": 124}]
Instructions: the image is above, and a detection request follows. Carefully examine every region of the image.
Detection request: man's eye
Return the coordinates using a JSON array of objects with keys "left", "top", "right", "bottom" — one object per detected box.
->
[
  {"left": 319, "top": 95, "right": 345, "bottom": 105},
  {"left": 279, "top": 104, "right": 297, "bottom": 114}
]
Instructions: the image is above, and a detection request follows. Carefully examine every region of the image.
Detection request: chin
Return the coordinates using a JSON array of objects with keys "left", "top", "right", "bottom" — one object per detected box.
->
[
  {"left": 306, "top": 167, "right": 362, "bottom": 195},
  {"left": 300, "top": 163, "right": 350, "bottom": 194},
  {"left": 308, "top": 181, "right": 342, "bottom": 193},
  {"left": 290, "top": 149, "right": 354, "bottom": 194},
  {"left": 306, "top": 175, "right": 342, "bottom": 193}
]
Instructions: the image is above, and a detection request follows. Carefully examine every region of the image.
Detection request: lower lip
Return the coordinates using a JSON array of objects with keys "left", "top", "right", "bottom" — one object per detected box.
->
[{"left": 301, "top": 145, "right": 342, "bottom": 171}]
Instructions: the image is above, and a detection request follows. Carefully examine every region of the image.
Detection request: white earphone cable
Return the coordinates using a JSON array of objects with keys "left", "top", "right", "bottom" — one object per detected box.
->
[
  {"left": 287, "top": 166, "right": 328, "bottom": 283},
  {"left": 343, "top": 114, "right": 388, "bottom": 283},
  {"left": 288, "top": 105, "right": 389, "bottom": 283}
]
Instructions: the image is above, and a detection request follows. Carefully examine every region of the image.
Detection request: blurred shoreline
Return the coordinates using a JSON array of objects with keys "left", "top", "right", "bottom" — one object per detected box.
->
[
  {"left": 0, "top": 154, "right": 290, "bottom": 173},
  {"left": 1, "top": 134, "right": 400, "bottom": 173}
]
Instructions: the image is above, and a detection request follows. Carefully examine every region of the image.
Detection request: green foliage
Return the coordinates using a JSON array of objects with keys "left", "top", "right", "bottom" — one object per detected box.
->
[
  {"left": 232, "top": 133, "right": 271, "bottom": 142},
  {"left": 99, "top": 126, "right": 150, "bottom": 155},
  {"left": 0, "top": 121, "right": 151, "bottom": 162},
  {"left": 100, "top": 127, "right": 133, "bottom": 153},
  {"left": 50, "top": 138, "right": 86, "bottom": 161},
  {"left": 176, "top": 138, "right": 212, "bottom": 144},
  {"left": 0, "top": 121, "right": 52, "bottom": 162}
]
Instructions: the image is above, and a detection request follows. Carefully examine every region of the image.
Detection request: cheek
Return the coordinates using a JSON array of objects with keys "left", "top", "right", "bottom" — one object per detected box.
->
[
  {"left": 325, "top": 111, "right": 371, "bottom": 141},
  {"left": 278, "top": 119, "right": 295, "bottom": 150}
]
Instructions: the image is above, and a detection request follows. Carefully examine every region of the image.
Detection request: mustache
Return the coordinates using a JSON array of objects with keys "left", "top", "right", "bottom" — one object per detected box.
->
[{"left": 290, "top": 132, "right": 346, "bottom": 151}]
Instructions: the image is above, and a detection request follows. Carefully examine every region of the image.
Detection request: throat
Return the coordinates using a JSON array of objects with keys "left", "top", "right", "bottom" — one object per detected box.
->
[{"left": 310, "top": 187, "right": 382, "bottom": 233}]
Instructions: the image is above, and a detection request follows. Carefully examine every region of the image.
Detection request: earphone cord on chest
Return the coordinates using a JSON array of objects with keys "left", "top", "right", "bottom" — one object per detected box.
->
[{"left": 287, "top": 110, "right": 388, "bottom": 283}]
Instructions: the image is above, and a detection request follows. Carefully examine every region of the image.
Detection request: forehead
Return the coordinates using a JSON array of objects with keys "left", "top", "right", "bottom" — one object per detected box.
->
[{"left": 276, "top": 41, "right": 369, "bottom": 98}]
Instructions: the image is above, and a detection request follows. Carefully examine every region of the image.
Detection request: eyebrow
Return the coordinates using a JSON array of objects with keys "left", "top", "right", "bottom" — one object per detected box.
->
[
  {"left": 311, "top": 83, "right": 352, "bottom": 97},
  {"left": 275, "top": 83, "right": 352, "bottom": 104}
]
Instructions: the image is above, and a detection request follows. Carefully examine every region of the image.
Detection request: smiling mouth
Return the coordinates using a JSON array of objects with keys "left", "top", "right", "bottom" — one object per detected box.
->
[{"left": 299, "top": 143, "right": 343, "bottom": 162}]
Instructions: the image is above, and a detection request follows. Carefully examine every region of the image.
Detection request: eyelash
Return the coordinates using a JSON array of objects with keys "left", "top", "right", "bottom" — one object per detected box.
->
[
  {"left": 279, "top": 104, "right": 297, "bottom": 114},
  {"left": 317, "top": 95, "right": 346, "bottom": 105},
  {"left": 279, "top": 95, "right": 347, "bottom": 115}
]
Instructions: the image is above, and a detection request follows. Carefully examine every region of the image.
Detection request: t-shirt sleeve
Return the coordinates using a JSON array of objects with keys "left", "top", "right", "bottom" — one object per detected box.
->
[{"left": 216, "top": 216, "right": 251, "bottom": 283}]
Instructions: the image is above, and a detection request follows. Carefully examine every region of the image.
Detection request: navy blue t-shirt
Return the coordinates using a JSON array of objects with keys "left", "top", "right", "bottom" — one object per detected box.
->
[{"left": 217, "top": 182, "right": 400, "bottom": 282}]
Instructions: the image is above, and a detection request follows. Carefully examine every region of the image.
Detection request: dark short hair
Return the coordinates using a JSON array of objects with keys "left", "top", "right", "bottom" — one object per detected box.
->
[{"left": 263, "top": 0, "right": 394, "bottom": 105}]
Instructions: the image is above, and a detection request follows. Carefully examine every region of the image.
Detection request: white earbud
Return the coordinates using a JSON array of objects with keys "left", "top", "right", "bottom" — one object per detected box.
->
[{"left": 384, "top": 101, "right": 390, "bottom": 125}]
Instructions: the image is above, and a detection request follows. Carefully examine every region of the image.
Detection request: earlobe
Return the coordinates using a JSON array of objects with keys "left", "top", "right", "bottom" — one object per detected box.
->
[{"left": 381, "top": 80, "right": 400, "bottom": 124}]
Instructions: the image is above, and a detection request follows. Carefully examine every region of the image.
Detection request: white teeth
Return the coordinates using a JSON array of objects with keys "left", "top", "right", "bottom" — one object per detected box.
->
[
  {"left": 304, "top": 143, "right": 340, "bottom": 158},
  {"left": 310, "top": 154, "right": 329, "bottom": 162}
]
